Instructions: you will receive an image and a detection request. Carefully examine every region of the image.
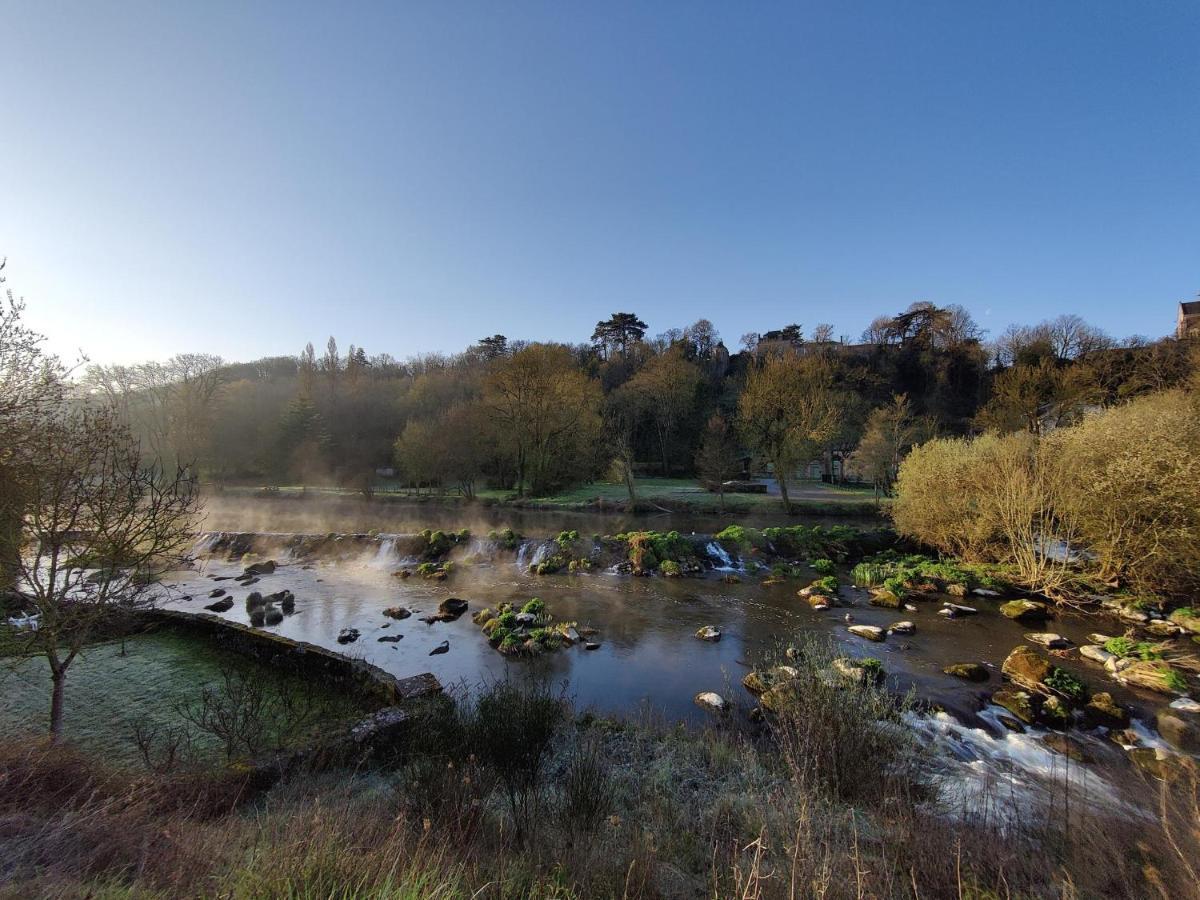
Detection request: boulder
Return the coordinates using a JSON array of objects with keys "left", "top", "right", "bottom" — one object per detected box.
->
[
  {"left": 1155, "top": 711, "right": 1200, "bottom": 753},
  {"left": 992, "top": 688, "right": 1039, "bottom": 724},
  {"left": 1041, "top": 695, "right": 1071, "bottom": 729},
  {"left": 694, "top": 691, "right": 727, "bottom": 713},
  {"left": 244, "top": 560, "right": 277, "bottom": 576},
  {"left": 869, "top": 589, "right": 903, "bottom": 609},
  {"left": 1145, "top": 620, "right": 1184, "bottom": 638},
  {"left": 204, "top": 598, "right": 234, "bottom": 613},
  {"left": 264, "top": 607, "right": 284, "bottom": 626},
  {"left": 1114, "top": 660, "right": 1182, "bottom": 695},
  {"left": 888, "top": 621, "right": 915, "bottom": 635},
  {"left": 1042, "top": 733, "right": 1094, "bottom": 763},
  {"left": 832, "top": 657, "right": 883, "bottom": 684},
  {"left": 349, "top": 707, "right": 410, "bottom": 745},
  {"left": 377, "top": 635, "right": 403, "bottom": 643},
  {"left": 743, "top": 671, "right": 772, "bottom": 695},
  {"left": 1079, "top": 645, "right": 1115, "bottom": 665},
  {"left": 1127, "top": 747, "right": 1196, "bottom": 782},
  {"left": 438, "top": 598, "right": 468, "bottom": 619},
  {"left": 848, "top": 625, "right": 886, "bottom": 642},
  {"left": 337, "top": 628, "right": 360, "bottom": 645},
  {"left": 939, "top": 603, "right": 977, "bottom": 618},
  {"left": 943, "top": 662, "right": 989, "bottom": 682},
  {"left": 429, "top": 640, "right": 450, "bottom": 655},
  {"left": 803, "top": 594, "right": 832, "bottom": 610},
  {"left": 562, "top": 626, "right": 581, "bottom": 645},
  {"left": 1169, "top": 697, "right": 1200, "bottom": 713},
  {"left": 695, "top": 625, "right": 722, "bottom": 642},
  {"left": 1168, "top": 608, "right": 1200, "bottom": 635},
  {"left": 584, "top": 641, "right": 600, "bottom": 650},
  {"left": 1083, "top": 692, "right": 1130, "bottom": 730},
  {"left": 1001, "top": 645, "right": 1054, "bottom": 692},
  {"left": 208, "top": 588, "right": 226, "bottom": 598},
  {"left": 249, "top": 608, "right": 266, "bottom": 627},
  {"left": 383, "top": 607, "right": 411, "bottom": 620},
  {"left": 1000, "top": 600, "right": 1051, "bottom": 623},
  {"left": 245, "top": 591, "right": 266, "bottom": 610},
  {"left": 279, "top": 593, "right": 295, "bottom": 614},
  {"left": 1024, "top": 632, "right": 1071, "bottom": 649},
  {"left": 1087, "top": 633, "right": 1118, "bottom": 645}
]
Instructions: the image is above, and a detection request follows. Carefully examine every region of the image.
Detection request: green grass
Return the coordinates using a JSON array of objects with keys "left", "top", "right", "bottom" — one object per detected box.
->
[
  {"left": 0, "top": 629, "right": 367, "bottom": 766},
  {"left": 219, "top": 477, "right": 887, "bottom": 515}
]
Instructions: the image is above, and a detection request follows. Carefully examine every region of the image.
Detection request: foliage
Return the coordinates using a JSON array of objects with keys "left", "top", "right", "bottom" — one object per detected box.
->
[
  {"left": 1044, "top": 667, "right": 1087, "bottom": 703},
  {"left": 1103, "top": 637, "right": 1162, "bottom": 661},
  {"left": 810, "top": 558, "right": 836, "bottom": 575}
]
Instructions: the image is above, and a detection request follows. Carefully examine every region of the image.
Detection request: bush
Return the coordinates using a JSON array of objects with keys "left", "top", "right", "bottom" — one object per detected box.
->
[
  {"left": 811, "top": 558, "right": 836, "bottom": 575},
  {"left": 468, "top": 682, "right": 565, "bottom": 846},
  {"left": 1044, "top": 667, "right": 1086, "bottom": 702}
]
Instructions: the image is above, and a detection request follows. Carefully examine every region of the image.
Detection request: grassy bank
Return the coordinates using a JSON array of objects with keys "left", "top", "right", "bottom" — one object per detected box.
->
[
  {"left": 1, "top": 638, "right": 1196, "bottom": 899},
  {"left": 216, "top": 477, "right": 888, "bottom": 518}
]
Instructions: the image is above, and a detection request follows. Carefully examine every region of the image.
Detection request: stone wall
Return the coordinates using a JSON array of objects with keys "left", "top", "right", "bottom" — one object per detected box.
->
[{"left": 142, "top": 609, "right": 441, "bottom": 707}]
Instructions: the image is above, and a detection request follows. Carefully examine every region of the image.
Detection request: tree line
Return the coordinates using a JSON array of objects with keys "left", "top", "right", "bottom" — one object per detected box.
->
[{"left": 77, "top": 301, "right": 1197, "bottom": 511}]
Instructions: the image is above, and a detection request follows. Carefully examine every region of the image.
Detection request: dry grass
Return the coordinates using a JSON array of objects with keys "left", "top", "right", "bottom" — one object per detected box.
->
[{"left": 1, "top": 667, "right": 1199, "bottom": 899}]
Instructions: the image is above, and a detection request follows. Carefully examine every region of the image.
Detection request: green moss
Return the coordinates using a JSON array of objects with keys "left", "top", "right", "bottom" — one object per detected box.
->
[
  {"left": 659, "top": 560, "right": 682, "bottom": 577},
  {"left": 555, "top": 530, "right": 580, "bottom": 549},
  {"left": 521, "top": 598, "right": 546, "bottom": 616}
]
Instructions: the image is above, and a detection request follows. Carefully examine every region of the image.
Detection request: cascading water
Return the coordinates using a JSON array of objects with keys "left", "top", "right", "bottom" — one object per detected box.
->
[
  {"left": 705, "top": 541, "right": 738, "bottom": 571},
  {"left": 370, "top": 535, "right": 399, "bottom": 568}
]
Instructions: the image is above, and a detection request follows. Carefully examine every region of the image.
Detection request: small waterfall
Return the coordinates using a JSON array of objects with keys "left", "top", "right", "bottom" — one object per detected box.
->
[
  {"left": 515, "top": 539, "right": 555, "bottom": 571},
  {"left": 705, "top": 541, "right": 737, "bottom": 571},
  {"left": 370, "top": 535, "right": 399, "bottom": 568},
  {"left": 529, "top": 540, "right": 555, "bottom": 567}
]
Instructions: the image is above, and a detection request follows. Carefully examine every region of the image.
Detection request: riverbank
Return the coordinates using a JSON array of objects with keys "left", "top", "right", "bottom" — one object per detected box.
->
[
  {"left": 210, "top": 476, "right": 888, "bottom": 519},
  {"left": 3, "top": 645, "right": 1196, "bottom": 899}
]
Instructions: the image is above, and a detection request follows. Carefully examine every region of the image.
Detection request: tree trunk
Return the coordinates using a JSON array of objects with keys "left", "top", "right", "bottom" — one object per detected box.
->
[
  {"left": 776, "top": 467, "right": 793, "bottom": 515},
  {"left": 49, "top": 669, "right": 66, "bottom": 742},
  {"left": 0, "top": 466, "right": 22, "bottom": 595}
]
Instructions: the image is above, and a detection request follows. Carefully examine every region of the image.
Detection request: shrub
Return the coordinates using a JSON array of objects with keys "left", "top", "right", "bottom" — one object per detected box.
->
[
  {"left": 555, "top": 530, "right": 579, "bottom": 549},
  {"left": 811, "top": 575, "right": 839, "bottom": 595},
  {"left": 659, "top": 559, "right": 682, "bottom": 577},
  {"left": 521, "top": 598, "right": 546, "bottom": 616},
  {"left": 468, "top": 682, "right": 564, "bottom": 846},
  {"left": 1044, "top": 667, "right": 1086, "bottom": 703},
  {"left": 811, "top": 558, "right": 836, "bottom": 575}
]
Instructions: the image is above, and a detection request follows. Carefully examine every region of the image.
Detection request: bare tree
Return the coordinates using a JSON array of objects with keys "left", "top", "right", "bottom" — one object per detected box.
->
[
  {"left": 695, "top": 415, "right": 741, "bottom": 510},
  {"left": 10, "top": 406, "right": 199, "bottom": 740}
]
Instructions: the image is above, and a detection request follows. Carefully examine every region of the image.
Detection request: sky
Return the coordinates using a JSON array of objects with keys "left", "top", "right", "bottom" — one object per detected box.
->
[{"left": 2, "top": 1, "right": 1197, "bottom": 366}]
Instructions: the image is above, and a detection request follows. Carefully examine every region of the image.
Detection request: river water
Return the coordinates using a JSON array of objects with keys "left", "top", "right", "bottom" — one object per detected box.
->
[{"left": 154, "top": 497, "right": 1192, "bottom": 817}]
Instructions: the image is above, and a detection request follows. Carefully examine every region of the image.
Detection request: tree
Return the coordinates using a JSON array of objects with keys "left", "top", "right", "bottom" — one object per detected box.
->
[
  {"left": 695, "top": 415, "right": 741, "bottom": 510},
  {"left": 10, "top": 406, "right": 198, "bottom": 740},
  {"left": 473, "top": 334, "right": 509, "bottom": 361},
  {"left": 484, "top": 344, "right": 602, "bottom": 495},
  {"left": 849, "top": 395, "right": 925, "bottom": 496},
  {"left": 0, "top": 265, "right": 69, "bottom": 594},
  {"left": 624, "top": 349, "right": 701, "bottom": 476},
  {"left": 738, "top": 352, "right": 841, "bottom": 513},
  {"left": 604, "top": 386, "right": 641, "bottom": 505},
  {"left": 975, "top": 359, "right": 1086, "bottom": 435},
  {"left": 591, "top": 312, "right": 647, "bottom": 359},
  {"left": 299, "top": 342, "right": 317, "bottom": 399}
]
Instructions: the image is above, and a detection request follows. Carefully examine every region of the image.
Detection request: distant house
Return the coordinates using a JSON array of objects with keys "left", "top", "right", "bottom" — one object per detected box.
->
[{"left": 1178, "top": 300, "right": 1200, "bottom": 340}]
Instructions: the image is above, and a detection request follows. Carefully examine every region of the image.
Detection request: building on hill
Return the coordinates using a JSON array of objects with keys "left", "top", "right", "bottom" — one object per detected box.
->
[{"left": 1178, "top": 300, "right": 1200, "bottom": 340}]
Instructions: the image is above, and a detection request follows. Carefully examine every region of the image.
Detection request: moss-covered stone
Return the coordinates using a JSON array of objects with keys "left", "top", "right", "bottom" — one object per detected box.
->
[
  {"left": 1001, "top": 645, "right": 1054, "bottom": 692},
  {"left": 1000, "top": 600, "right": 1051, "bottom": 623},
  {"left": 943, "top": 662, "right": 989, "bottom": 682},
  {"left": 1083, "top": 692, "right": 1129, "bottom": 730}
]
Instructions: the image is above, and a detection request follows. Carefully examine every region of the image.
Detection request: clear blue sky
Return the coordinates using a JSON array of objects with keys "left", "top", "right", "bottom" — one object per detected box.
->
[{"left": 2, "top": 1, "right": 1197, "bottom": 365}]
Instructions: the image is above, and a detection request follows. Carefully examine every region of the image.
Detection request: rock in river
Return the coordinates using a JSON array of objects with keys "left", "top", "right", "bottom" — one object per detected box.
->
[
  {"left": 1001, "top": 645, "right": 1054, "bottom": 692},
  {"left": 695, "top": 625, "right": 722, "bottom": 642},
  {"left": 888, "top": 621, "right": 915, "bottom": 635},
  {"left": 383, "top": 607, "right": 411, "bottom": 620},
  {"left": 1024, "top": 632, "right": 1071, "bottom": 649},
  {"left": 943, "top": 662, "right": 989, "bottom": 682},
  {"left": 208, "top": 588, "right": 226, "bottom": 599},
  {"left": 264, "top": 607, "right": 284, "bottom": 626},
  {"left": 1083, "top": 692, "right": 1129, "bottom": 730},
  {"left": 847, "top": 624, "right": 886, "bottom": 643},
  {"left": 694, "top": 691, "right": 727, "bottom": 713},
  {"left": 204, "top": 598, "right": 234, "bottom": 612},
  {"left": 429, "top": 640, "right": 450, "bottom": 656},
  {"left": 337, "top": 628, "right": 360, "bottom": 645},
  {"left": 1000, "top": 600, "right": 1051, "bottom": 623},
  {"left": 939, "top": 603, "right": 977, "bottom": 619},
  {"left": 244, "top": 560, "right": 277, "bottom": 576},
  {"left": 378, "top": 635, "right": 403, "bottom": 643},
  {"left": 438, "top": 598, "right": 468, "bottom": 619}
]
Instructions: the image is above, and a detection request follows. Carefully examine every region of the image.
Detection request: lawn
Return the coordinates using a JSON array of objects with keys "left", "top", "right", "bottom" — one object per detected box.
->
[{"left": 0, "top": 628, "right": 367, "bottom": 766}]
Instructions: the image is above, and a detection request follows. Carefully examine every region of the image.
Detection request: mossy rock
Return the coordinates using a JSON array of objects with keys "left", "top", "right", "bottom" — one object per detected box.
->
[
  {"left": 1000, "top": 600, "right": 1051, "bottom": 623},
  {"left": 1168, "top": 608, "right": 1200, "bottom": 635},
  {"left": 1083, "top": 692, "right": 1130, "bottom": 730},
  {"left": 1001, "top": 645, "right": 1054, "bottom": 692},
  {"left": 992, "top": 688, "right": 1039, "bottom": 725},
  {"left": 471, "top": 608, "right": 495, "bottom": 626},
  {"left": 868, "top": 589, "right": 903, "bottom": 609},
  {"left": 943, "top": 662, "right": 989, "bottom": 682}
]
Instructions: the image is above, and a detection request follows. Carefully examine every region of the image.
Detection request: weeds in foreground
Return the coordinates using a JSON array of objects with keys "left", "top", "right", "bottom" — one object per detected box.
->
[{"left": 1, "top": 647, "right": 1199, "bottom": 898}]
